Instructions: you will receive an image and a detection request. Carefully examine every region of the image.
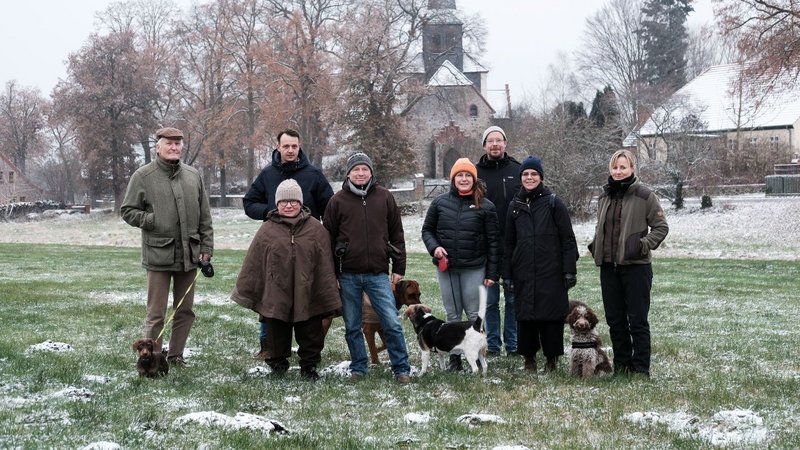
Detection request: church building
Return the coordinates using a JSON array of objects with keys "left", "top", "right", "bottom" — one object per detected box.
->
[{"left": 402, "top": 0, "right": 499, "bottom": 179}]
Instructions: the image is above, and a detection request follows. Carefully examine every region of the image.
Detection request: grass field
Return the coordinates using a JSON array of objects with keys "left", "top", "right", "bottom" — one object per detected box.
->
[{"left": 1, "top": 242, "right": 798, "bottom": 449}]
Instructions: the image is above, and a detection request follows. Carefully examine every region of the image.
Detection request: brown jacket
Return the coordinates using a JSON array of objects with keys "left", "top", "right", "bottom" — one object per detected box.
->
[
  {"left": 231, "top": 208, "right": 340, "bottom": 322},
  {"left": 589, "top": 177, "right": 669, "bottom": 266},
  {"left": 323, "top": 181, "right": 406, "bottom": 276}
]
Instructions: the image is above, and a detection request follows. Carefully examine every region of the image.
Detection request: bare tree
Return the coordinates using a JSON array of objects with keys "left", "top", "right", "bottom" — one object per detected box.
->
[
  {"left": 685, "top": 23, "right": 739, "bottom": 80},
  {"left": 266, "top": 0, "right": 346, "bottom": 167},
  {"left": 33, "top": 93, "right": 83, "bottom": 203},
  {"left": 337, "top": 0, "right": 425, "bottom": 181},
  {"left": 576, "top": 0, "right": 646, "bottom": 133},
  {"left": 716, "top": 0, "right": 800, "bottom": 84},
  {"left": 98, "top": 0, "right": 184, "bottom": 164},
  {"left": 61, "top": 31, "right": 159, "bottom": 211},
  {"left": 0, "top": 81, "right": 46, "bottom": 174}
]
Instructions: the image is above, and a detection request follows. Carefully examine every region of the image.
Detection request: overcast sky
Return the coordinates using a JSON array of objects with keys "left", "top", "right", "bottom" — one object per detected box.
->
[{"left": 0, "top": 0, "right": 714, "bottom": 114}]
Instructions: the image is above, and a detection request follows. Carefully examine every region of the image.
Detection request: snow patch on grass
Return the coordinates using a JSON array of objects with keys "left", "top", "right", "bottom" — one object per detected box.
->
[
  {"left": 624, "top": 408, "right": 768, "bottom": 446},
  {"left": 173, "top": 411, "right": 287, "bottom": 434},
  {"left": 25, "top": 340, "right": 74, "bottom": 354}
]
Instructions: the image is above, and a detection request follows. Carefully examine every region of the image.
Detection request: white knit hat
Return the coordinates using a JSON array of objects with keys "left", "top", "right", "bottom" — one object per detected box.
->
[
  {"left": 275, "top": 179, "right": 303, "bottom": 204},
  {"left": 481, "top": 125, "right": 507, "bottom": 146}
]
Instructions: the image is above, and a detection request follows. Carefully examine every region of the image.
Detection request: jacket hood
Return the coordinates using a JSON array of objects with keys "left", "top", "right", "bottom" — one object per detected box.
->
[{"left": 271, "top": 148, "right": 310, "bottom": 174}]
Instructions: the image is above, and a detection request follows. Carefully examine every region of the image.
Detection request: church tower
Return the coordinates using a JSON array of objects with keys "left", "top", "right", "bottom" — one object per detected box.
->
[{"left": 422, "top": 0, "right": 464, "bottom": 80}]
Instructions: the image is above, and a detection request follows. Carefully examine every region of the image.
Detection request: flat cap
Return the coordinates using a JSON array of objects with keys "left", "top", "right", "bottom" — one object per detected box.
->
[{"left": 156, "top": 127, "right": 184, "bottom": 140}]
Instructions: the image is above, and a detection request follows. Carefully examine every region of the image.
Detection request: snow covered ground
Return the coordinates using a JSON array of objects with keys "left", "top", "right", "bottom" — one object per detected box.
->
[{"left": 2, "top": 193, "right": 799, "bottom": 260}]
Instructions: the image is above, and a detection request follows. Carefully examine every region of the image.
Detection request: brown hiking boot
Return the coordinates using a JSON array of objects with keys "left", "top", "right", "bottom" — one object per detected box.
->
[{"left": 252, "top": 338, "right": 269, "bottom": 360}]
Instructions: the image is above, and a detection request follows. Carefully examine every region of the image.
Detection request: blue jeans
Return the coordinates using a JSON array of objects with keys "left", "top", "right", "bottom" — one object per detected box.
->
[
  {"left": 339, "top": 272, "right": 410, "bottom": 376},
  {"left": 485, "top": 283, "right": 517, "bottom": 353},
  {"left": 259, "top": 321, "right": 268, "bottom": 341}
]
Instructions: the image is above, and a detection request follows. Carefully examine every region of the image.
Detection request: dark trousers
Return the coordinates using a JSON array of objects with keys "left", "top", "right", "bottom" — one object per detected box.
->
[
  {"left": 263, "top": 317, "right": 325, "bottom": 373},
  {"left": 600, "top": 263, "right": 653, "bottom": 374},
  {"left": 518, "top": 320, "right": 565, "bottom": 359}
]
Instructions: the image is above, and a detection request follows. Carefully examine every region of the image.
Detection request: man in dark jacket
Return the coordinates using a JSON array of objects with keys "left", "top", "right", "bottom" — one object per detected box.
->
[
  {"left": 476, "top": 125, "right": 520, "bottom": 356},
  {"left": 121, "top": 127, "right": 214, "bottom": 367},
  {"left": 323, "top": 152, "right": 411, "bottom": 384},
  {"left": 242, "top": 128, "right": 334, "bottom": 359}
]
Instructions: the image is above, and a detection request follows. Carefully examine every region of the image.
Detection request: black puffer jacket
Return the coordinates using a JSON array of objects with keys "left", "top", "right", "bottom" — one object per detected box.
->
[
  {"left": 421, "top": 186, "right": 501, "bottom": 280},
  {"left": 503, "top": 185, "right": 578, "bottom": 321}
]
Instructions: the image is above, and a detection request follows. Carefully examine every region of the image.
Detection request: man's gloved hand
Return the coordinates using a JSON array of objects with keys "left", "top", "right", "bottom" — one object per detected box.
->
[
  {"left": 502, "top": 279, "right": 514, "bottom": 294},
  {"left": 564, "top": 273, "right": 577, "bottom": 290}
]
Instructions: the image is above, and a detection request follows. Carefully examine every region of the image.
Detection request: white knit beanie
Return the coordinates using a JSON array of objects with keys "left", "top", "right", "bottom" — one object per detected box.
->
[
  {"left": 481, "top": 125, "right": 507, "bottom": 146},
  {"left": 275, "top": 179, "right": 303, "bottom": 204}
]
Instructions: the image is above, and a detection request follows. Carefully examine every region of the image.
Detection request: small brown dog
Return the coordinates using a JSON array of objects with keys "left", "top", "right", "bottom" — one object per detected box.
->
[
  {"left": 363, "top": 279, "right": 422, "bottom": 365},
  {"left": 565, "top": 300, "right": 612, "bottom": 379},
  {"left": 133, "top": 338, "right": 169, "bottom": 378}
]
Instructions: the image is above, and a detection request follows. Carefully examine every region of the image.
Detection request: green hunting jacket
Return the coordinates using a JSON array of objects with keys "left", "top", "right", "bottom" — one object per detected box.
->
[
  {"left": 589, "top": 177, "right": 668, "bottom": 266},
  {"left": 121, "top": 157, "right": 214, "bottom": 272}
]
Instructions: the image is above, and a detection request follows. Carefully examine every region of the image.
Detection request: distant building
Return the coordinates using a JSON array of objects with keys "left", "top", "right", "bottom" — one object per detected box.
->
[
  {"left": 401, "top": 0, "right": 500, "bottom": 178},
  {"left": 0, "top": 152, "right": 46, "bottom": 203},
  {"left": 632, "top": 63, "right": 800, "bottom": 160}
]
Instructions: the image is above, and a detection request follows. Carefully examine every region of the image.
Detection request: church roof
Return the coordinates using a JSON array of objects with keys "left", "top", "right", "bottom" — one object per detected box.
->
[
  {"left": 428, "top": 60, "right": 473, "bottom": 86},
  {"left": 638, "top": 63, "right": 800, "bottom": 136}
]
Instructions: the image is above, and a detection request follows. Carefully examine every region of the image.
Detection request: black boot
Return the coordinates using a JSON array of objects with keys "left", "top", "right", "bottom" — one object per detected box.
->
[
  {"left": 447, "top": 354, "right": 463, "bottom": 372},
  {"left": 545, "top": 356, "right": 558, "bottom": 373},
  {"left": 524, "top": 356, "right": 537, "bottom": 372},
  {"left": 253, "top": 338, "right": 269, "bottom": 360}
]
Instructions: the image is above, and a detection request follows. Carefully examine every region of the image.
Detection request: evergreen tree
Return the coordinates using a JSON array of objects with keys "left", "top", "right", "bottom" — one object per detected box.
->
[{"left": 637, "top": 0, "right": 693, "bottom": 93}]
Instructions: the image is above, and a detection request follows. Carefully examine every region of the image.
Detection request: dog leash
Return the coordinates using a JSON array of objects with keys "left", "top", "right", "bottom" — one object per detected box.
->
[{"left": 155, "top": 270, "right": 202, "bottom": 343}]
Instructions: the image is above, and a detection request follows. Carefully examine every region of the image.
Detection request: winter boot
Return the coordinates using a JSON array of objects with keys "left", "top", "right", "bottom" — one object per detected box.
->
[
  {"left": 447, "top": 354, "right": 463, "bottom": 372},
  {"left": 545, "top": 356, "right": 558, "bottom": 373},
  {"left": 524, "top": 356, "right": 537, "bottom": 372},
  {"left": 252, "top": 338, "right": 269, "bottom": 360}
]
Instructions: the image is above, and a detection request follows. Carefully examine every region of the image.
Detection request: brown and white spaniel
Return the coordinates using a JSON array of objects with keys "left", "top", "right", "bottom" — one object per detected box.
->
[{"left": 565, "top": 300, "right": 612, "bottom": 379}]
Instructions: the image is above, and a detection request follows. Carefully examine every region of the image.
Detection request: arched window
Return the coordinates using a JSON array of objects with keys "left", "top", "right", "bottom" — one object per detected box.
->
[{"left": 469, "top": 104, "right": 478, "bottom": 118}]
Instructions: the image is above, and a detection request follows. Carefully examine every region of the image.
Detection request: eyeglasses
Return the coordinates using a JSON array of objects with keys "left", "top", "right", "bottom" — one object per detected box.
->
[
  {"left": 486, "top": 139, "right": 505, "bottom": 145},
  {"left": 278, "top": 200, "right": 300, "bottom": 206},
  {"left": 521, "top": 171, "right": 540, "bottom": 178}
]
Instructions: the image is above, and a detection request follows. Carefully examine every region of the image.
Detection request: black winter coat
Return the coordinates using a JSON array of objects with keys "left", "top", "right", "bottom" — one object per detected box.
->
[
  {"left": 503, "top": 185, "right": 578, "bottom": 321},
  {"left": 242, "top": 149, "right": 333, "bottom": 221},
  {"left": 476, "top": 153, "right": 521, "bottom": 239},
  {"left": 421, "top": 186, "right": 501, "bottom": 280}
]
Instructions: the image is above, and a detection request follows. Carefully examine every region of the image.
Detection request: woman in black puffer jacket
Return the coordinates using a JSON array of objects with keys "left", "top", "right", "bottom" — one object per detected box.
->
[
  {"left": 503, "top": 156, "right": 578, "bottom": 374},
  {"left": 422, "top": 158, "right": 501, "bottom": 371}
]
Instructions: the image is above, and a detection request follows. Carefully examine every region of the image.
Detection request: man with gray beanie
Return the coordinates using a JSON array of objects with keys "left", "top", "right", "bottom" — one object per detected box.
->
[
  {"left": 476, "top": 125, "right": 520, "bottom": 357},
  {"left": 324, "top": 152, "right": 411, "bottom": 384}
]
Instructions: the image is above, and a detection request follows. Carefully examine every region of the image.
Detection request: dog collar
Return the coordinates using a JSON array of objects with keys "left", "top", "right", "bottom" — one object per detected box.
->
[{"left": 571, "top": 341, "right": 596, "bottom": 349}]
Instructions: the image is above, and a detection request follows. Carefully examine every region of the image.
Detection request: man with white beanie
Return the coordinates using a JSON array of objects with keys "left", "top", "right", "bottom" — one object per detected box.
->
[{"left": 476, "top": 125, "right": 521, "bottom": 357}]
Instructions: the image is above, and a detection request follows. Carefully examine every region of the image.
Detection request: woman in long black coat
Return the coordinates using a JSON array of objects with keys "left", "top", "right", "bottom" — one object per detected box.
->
[{"left": 503, "top": 156, "right": 578, "bottom": 373}]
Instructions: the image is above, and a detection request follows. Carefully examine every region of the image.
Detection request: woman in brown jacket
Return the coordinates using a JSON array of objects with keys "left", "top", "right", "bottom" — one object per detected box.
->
[
  {"left": 589, "top": 150, "right": 668, "bottom": 378},
  {"left": 232, "top": 179, "right": 340, "bottom": 381}
]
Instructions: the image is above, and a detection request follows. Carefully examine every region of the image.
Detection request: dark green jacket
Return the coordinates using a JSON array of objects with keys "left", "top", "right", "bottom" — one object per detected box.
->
[
  {"left": 121, "top": 157, "right": 214, "bottom": 271},
  {"left": 589, "top": 177, "right": 668, "bottom": 266}
]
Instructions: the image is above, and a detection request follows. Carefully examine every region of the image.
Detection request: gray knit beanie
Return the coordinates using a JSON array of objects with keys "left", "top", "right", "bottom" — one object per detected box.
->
[
  {"left": 346, "top": 152, "right": 374, "bottom": 175},
  {"left": 275, "top": 179, "right": 303, "bottom": 204}
]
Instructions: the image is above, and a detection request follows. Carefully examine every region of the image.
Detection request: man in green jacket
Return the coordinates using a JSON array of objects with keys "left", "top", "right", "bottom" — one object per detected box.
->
[{"left": 121, "top": 127, "right": 214, "bottom": 367}]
